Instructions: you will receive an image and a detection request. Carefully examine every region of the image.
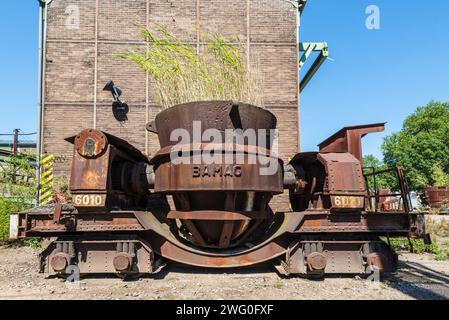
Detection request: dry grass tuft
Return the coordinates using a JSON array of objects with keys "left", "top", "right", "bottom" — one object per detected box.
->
[{"left": 117, "top": 25, "right": 263, "bottom": 109}]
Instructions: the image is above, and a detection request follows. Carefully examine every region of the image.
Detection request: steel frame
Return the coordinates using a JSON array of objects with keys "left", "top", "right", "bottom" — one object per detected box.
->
[{"left": 299, "top": 42, "right": 329, "bottom": 92}]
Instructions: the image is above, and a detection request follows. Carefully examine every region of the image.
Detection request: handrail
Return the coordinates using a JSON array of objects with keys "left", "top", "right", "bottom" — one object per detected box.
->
[{"left": 363, "top": 166, "right": 411, "bottom": 213}]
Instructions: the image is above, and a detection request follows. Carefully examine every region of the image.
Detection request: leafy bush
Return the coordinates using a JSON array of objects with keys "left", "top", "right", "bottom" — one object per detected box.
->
[
  {"left": 0, "top": 196, "right": 36, "bottom": 240},
  {"left": 386, "top": 236, "right": 449, "bottom": 261},
  {"left": 424, "top": 218, "right": 449, "bottom": 260},
  {"left": 22, "top": 237, "right": 42, "bottom": 249},
  {"left": 387, "top": 237, "right": 440, "bottom": 255},
  {"left": 119, "top": 25, "right": 263, "bottom": 109},
  {"left": 0, "top": 153, "right": 36, "bottom": 240},
  {"left": 432, "top": 164, "right": 449, "bottom": 187},
  {"left": 435, "top": 250, "right": 449, "bottom": 261}
]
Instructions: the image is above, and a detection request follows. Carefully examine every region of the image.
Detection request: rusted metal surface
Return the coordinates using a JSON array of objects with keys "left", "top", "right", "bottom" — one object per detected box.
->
[
  {"left": 288, "top": 152, "right": 366, "bottom": 212},
  {"left": 74, "top": 129, "right": 108, "bottom": 159},
  {"left": 135, "top": 211, "right": 301, "bottom": 257},
  {"left": 149, "top": 101, "right": 282, "bottom": 249},
  {"left": 113, "top": 253, "right": 132, "bottom": 272},
  {"left": 148, "top": 100, "right": 277, "bottom": 148},
  {"left": 318, "top": 123, "right": 385, "bottom": 162},
  {"left": 364, "top": 167, "right": 412, "bottom": 213},
  {"left": 68, "top": 129, "right": 152, "bottom": 211},
  {"left": 167, "top": 210, "right": 269, "bottom": 221},
  {"left": 12, "top": 101, "right": 429, "bottom": 277},
  {"left": 51, "top": 253, "right": 70, "bottom": 272},
  {"left": 420, "top": 187, "right": 449, "bottom": 208},
  {"left": 280, "top": 239, "right": 397, "bottom": 276},
  {"left": 52, "top": 203, "right": 62, "bottom": 224},
  {"left": 147, "top": 230, "right": 294, "bottom": 268},
  {"left": 151, "top": 147, "right": 283, "bottom": 193},
  {"left": 20, "top": 204, "right": 420, "bottom": 270},
  {"left": 40, "top": 236, "right": 154, "bottom": 276},
  {"left": 306, "top": 252, "right": 327, "bottom": 272},
  {"left": 18, "top": 209, "right": 145, "bottom": 236},
  {"left": 292, "top": 212, "right": 413, "bottom": 234}
]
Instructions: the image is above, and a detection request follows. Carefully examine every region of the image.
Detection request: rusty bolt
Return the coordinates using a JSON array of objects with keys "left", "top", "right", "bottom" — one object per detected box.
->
[
  {"left": 113, "top": 252, "right": 133, "bottom": 272},
  {"left": 307, "top": 252, "right": 327, "bottom": 271},
  {"left": 51, "top": 253, "right": 69, "bottom": 273}
]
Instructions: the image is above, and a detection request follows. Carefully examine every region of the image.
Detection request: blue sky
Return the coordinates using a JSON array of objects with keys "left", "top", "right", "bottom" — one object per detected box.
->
[
  {"left": 300, "top": 0, "right": 449, "bottom": 157},
  {"left": 0, "top": 1, "right": 448, "bottom": 159},
  {"left": 0, "top": 1, "right": 40, "bottom": 137}
]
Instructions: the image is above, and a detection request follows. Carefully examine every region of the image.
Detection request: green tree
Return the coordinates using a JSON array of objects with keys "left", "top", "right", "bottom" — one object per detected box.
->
[
  {"left": 0, "top": 153, "right": 36, "bottom": 240},
  {"left": 382, "top": 101, "right": 449, "bottom": 190},
  {"left": 363, "top": 154, "right": 384, "bottom": 169},
  {"left": 432, "top": 164, "right": 449, "bottom": 187},
  {"left": 363, "top": 155, "right": 395, "bottom": 190}
]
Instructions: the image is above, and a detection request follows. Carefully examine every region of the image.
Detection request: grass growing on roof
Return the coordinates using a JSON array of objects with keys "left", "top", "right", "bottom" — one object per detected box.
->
[{"left": 118, "top": 25, "right": 263, "bottom": 109}]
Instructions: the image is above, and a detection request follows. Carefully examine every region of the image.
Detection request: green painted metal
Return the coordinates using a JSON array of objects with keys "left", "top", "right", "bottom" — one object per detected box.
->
[
  {"left": 299, "top": 42, "right": 329, "bottom": 92},
  {"left": 284, "top": 0, "right": 308, "bottom": 14}
]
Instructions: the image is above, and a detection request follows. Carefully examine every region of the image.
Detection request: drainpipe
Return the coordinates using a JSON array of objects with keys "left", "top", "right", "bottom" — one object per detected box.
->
[
  {"left": 296, "top": 2, "right": 301, "bottom": 153},
  {"left": 284, "top": 0, "right": 305, "bottom": 152},
  {"left": 37, "top": 0, "right": 54, "bottom": 204}
]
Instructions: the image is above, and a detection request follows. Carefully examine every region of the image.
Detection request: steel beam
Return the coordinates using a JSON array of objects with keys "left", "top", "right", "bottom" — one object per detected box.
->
[{"left": 299, "top": 42, "right": 329, "bottom": 92}]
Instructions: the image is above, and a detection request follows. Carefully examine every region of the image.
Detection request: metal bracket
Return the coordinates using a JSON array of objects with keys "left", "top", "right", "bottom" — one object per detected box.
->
[
  {"left": 38, "top": 0, "right": 54, "bottom": 5},
  {"left": 299, "top": 42, "right": 329, "bottom": 92},
  {"left": 283, "top": 0, "right": 308, "bottom": 14}
]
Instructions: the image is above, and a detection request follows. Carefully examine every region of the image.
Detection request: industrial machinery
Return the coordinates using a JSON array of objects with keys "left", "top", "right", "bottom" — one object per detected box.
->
[
  {"left": 419, "top": 187, "right": 449, "bottom": 210},
  {"left": 10, "top": 100, "right": 428, "bottom": 278}
]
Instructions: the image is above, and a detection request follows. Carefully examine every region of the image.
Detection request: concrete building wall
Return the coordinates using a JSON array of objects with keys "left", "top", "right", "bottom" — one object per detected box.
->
[{"left": 42, "top": 0, "right": 299, "bottom": 210}]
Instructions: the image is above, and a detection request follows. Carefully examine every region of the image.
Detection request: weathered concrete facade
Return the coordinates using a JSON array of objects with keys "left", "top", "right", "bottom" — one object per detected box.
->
[{"left": 42, "top": 0, "right": 299, "bottom": 210}]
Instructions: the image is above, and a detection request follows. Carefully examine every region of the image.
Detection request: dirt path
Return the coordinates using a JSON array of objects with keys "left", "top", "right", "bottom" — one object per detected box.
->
[{"left": 0, "top": 245, "right": 448, "bottom": 300}]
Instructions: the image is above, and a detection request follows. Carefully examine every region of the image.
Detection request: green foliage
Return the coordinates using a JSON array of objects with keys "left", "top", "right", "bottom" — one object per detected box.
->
[
  {"left": 118, "top": 25, "right": 263, "bottom": 109},
  {"left": 435, "top": 249, "right": 449, "bottom": 261},
  {"left": 387, "top": 237, "right": 440, "bottom": 255},
  {"left": 0, "top": 153, "right": 35, "bottom": 197},
  {"left": 363, "top": 155, "right": 397, "bottom": 190},
  {"left": 432, "top": 164, "right": 449, "bottom": 187},
  {"left": 382, "top": 101, "right": 449, "bottom": 190},
  {"left": 425, "top": 217, "right": 449, "bottom": 260},
  {"left": 22, "top": 238, "right": 42, "bottom": 249},
  {"left": 0, "top": 153, "right": 36, "bottom": 240},
  {"left": 53, "top": 174, "right": 71, "bottom": 201},
  {"left": 363, "top": 155, "right": 384, "bottom": 169},
  {"left": 0, "top": 197, "right": 31, "bottom": 241},
  {"left": 386, "top": 216, "right": 449, "bottom": 260}
]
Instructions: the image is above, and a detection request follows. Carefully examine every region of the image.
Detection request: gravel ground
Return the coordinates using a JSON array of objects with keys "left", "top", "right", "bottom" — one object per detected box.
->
[{"left": 0, "top": 245, "right": 448, "bottom": 300}]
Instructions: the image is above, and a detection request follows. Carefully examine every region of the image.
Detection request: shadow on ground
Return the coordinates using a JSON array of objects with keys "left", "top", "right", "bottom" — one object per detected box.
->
[{"left": 385, "top": 260, "right": 449, "bottom": 300}]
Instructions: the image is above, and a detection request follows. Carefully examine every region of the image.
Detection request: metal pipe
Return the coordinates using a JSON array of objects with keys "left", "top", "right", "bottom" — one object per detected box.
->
[
  {"left": 145, "top": 0, "right": 150, "bottom": 155},
  {"left": 93, "top": 0, "right": 99, "bottom": 129},
  {"left": 36, "top": 0, "right": 54, "bottom": 205},
  {"left": 296, "top": 3, "right": 301, "bottom": 152},
  {"left": 36, "top": 1, "right": 44, "bottom": 205},
  {"left": 284, "top": 1, "right": 304, "bottom": 152}
]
